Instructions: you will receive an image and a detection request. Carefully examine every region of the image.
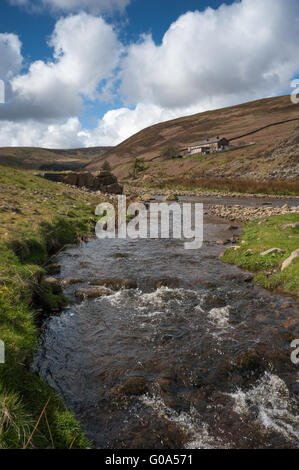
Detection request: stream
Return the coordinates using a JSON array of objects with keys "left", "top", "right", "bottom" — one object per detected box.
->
[{"left": 33, "top": 196, "right": 299, "bottom": 449}]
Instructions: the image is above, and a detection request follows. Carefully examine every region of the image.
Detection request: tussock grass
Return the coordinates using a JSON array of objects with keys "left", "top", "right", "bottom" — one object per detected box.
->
[
  {"left": 0, "top": 166, "right": 107, "bottom": 448},
  {"left": 222, "top": 214, "right": 299, "bottom": 298}
]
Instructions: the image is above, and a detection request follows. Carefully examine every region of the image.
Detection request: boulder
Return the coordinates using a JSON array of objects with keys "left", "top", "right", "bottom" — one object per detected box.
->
[
  {"left": 75, "top": 286, "right": 112, "bottom": 299},
  {"left": 164, "top": 194, "right": 179, "bottom": 202},
  {"left": 58, "top": 171, "right": 123, "bottom": 194},
  {"left": 44, "top": 173, "right": 65, "bottom": 183},
  {"left": 97, "top": 175, "right": 117, "bottom": 186},
  {"left": 96, "top": 170, "right": 111, "bottom": 177},
  {"left": 111, "top": 377, "right": 148, "bottom": 396},
  {"left": 43, "top": 277, "right": 62, "bottom": 295},
  {"left": 141, "top": 193, "right": 154, "bottom": 202},
  {"left": 61, "top": 278, "right": 83, "bottom": 286},
  {"left": 281, "top": 249, "right": 299, "bottom": 271},
  {"left": 63, "top": 173, "right": 78, "bottom": 186},
  {"left": 105, "top": 183, "right": 123, "bottom": 195},
  {"left": 90, "top": 278, "right": 137, "bottom": 290}
]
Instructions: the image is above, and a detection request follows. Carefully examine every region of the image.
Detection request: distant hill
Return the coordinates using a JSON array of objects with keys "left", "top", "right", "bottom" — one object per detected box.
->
[
  {"left": 85, "top": 95, "right": 299, "bottom": 181},
  {"left": 0, "top": 146, "right": 113, "bottom": 171}
]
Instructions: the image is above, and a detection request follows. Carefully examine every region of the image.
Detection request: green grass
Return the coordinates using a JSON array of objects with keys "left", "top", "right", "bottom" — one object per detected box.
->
[
  {"left": 222, "top": 214, "right": 299, "bottom": 298},
  {"left": 0, "top": 166, "right": 109, "bottom": 448}
]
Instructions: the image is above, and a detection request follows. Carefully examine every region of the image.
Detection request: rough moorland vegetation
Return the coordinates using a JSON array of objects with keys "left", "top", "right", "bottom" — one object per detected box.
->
[
  {"left": 222, "top": 214, "right": 299, "bottom": 298},
  {"left": 143, "top": 177, "right": 299, "bottom": 196},
  {"left": 85, "top": 95, "right": 299, "bottom": 183}
]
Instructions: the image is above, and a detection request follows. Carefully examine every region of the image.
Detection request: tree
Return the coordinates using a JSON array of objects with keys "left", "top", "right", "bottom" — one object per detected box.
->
[
  {"left": 101, "top": 160, "right": 111, "bottom": 171},
  {"left": 160, "top": 144, "right": 180, "bottom": 159},
  {"left": 131, "top": 158, "right": 148, "bottom": 179}
]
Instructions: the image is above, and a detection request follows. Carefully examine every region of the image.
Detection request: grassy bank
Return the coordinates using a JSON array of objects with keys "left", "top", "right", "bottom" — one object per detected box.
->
[
  {"left": 144, "top": 177, "right": 299, "bottom": 196},
  {"left": 222, "top": 214, "right": 299, "bottom": 298},
  {"left": 0, "top": 166, "right": 106, "bottom": 448}
]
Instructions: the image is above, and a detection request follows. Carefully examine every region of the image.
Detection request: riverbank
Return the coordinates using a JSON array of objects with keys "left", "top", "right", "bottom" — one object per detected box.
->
[
  {"left": 221, "top": 214, "right": 299, "bottom": 299},
  {"left": 210, "top": 203, "right": 299, "bottom": 222},
  {"left": 0, "top": 166, "right": 110, "bottom": 448}
]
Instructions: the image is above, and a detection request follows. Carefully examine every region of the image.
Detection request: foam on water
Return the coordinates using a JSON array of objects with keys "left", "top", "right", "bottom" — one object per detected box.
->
[
  {"left": 140, "top": 393, "right": 227, "bottom": 449},
  {"left": 229, "top": 372, "right": 299, "bottom": 444},
  {"left": 98, "top": 287, "right": 203, "bottom": 317},
  {"left": 208, "top": 306, "right": 231, "bottom": 328}
]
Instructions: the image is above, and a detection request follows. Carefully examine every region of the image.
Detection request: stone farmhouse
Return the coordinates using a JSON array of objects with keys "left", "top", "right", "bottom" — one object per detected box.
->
[{"left": 187, "top": 137, "right": 229, "bottom": 155}]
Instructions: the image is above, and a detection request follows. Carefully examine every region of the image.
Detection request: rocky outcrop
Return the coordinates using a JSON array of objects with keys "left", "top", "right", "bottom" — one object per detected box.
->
[{"left": 44, "top": 170, "right": 123, "bottom": 194}]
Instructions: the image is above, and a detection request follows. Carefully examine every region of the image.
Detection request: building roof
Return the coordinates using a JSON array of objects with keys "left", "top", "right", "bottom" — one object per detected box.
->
[{"left": 189, "top": 137, "right": 228, "bottom": 147}]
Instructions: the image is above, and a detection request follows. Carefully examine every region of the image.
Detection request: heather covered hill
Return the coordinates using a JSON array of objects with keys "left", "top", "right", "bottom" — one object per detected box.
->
[
  {"left": 85, "top": 95, "right": 299, "bottom": 181},
  {"left": 0, "top": 146, "right": 113, "bottom": 171}
]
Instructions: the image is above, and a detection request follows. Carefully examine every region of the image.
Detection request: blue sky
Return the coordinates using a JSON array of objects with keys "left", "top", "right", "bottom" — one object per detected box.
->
[
  {"left": 0, "top": 0, "right": 233, "bottom": 129},
  {"left": 0, "top": 0, "right": 298, "bottom": 148}
]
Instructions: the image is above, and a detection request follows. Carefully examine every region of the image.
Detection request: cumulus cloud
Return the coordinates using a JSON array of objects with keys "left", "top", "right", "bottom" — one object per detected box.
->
[
  {"left": 0, "top": 117, "right": 84, "bottom": 148},
  {"left": 81, "top": 103, "right": 201, "bottom": 147},
  {"left": 120, "top": 0, "right": 299, "bottom": 109},
  {"left": 1, "top": 0, "right": 299, "bottom": 149},
  {"left": 0, "top": 102, "right": 217, "bottom": 148},
  {"left": 0, "top": 33, "right": 23, "bottom": 81},
  {"left": 0, "top": 13, "right": 122, "bottom": 121}
]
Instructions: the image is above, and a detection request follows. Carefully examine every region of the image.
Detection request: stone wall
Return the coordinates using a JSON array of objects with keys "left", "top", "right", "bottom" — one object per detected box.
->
[{"left": 44, "top": 171, "right": 123, "bottom": 194}]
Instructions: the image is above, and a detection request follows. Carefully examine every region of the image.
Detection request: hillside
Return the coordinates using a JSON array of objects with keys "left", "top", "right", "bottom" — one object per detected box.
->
[
  {"left": 85, "top": 95, "right": 299, "bottom": 182},
  {"left": 0, "top": 146, "right": 113, "bottom": 171}
]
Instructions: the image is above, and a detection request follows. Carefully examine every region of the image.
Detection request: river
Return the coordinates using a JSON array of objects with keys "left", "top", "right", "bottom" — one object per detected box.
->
[{"left": 32, "top": 196, "right": 299, "bottom": 449}]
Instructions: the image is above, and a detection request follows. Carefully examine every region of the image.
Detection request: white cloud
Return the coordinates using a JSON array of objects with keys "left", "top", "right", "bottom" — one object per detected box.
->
[
  {"left": 0, "top": 118, "right": 83, "bottom": 148},
  {"left": 1, "top": 0, "right": 299, "bottom": 149},
  {"left": 0, "top": 102, "right": 216, "bottom": 148},
  {"left": 120, "top": 0, "right": 299, "bottom": 109},
  {"left": 0, "top": 33, "right": 23, "bottom": 81},
  {"left": 0, "top": 13, "right": 122, "bottom": 120},
  {"left": 81, "top": 103, "right": 198, "bottom": 147}
]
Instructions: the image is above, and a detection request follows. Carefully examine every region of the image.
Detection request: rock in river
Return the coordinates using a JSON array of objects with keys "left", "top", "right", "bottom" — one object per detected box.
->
[{"left": 75, "top": 286, "right": 112, "bottom": 300}]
